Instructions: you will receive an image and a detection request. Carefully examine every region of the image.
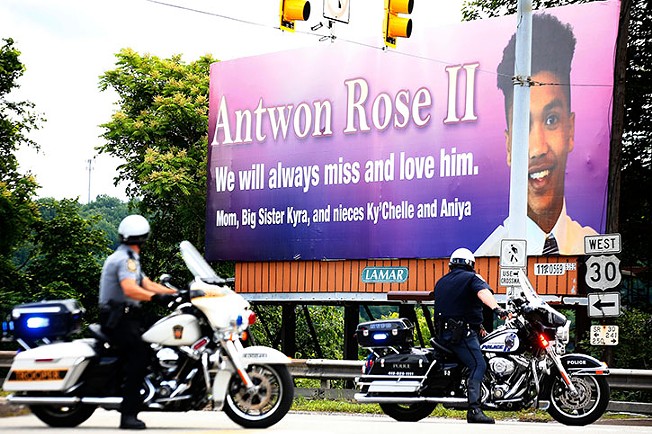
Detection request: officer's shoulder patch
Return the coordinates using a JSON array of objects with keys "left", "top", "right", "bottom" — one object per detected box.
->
[{"left": 126, "top": 258, "right": 137, "bottom": 272}]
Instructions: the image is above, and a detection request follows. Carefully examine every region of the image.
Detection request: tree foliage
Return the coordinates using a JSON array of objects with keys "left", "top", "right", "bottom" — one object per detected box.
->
[
  {"left": 27, "top": 199, "right": 112, "bottom": 313},
  {"left": 0, "top": 38, "right": 43, "bottom": 297},
  {"left": 461, "top": 0, "right": 593, "bottom": 20},
  {"left": 81, "top": 194, "right": 133, "bottom": 249},
  {"left": 98, "top": 49, "right": 218, "bottom": 280},
  {"left": 250, "top": 305, "right": 345, "bottom": 360}
]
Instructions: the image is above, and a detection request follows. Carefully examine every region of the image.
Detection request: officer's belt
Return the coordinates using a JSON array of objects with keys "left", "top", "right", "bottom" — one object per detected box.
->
[
  {"left": 100, "top": 301, "right": 142, "bottom": 316},
  {"left": 437, "top": 317, "right": 481, "bottom": 333}
]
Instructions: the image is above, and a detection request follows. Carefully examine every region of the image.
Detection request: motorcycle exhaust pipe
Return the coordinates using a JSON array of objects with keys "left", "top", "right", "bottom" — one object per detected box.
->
[
  {"left": 8, "top": 396, "right": 81, "bottom": 406},
  {"left": 7, "top": 395, "right": 123, "bottom": 407},
  {"left": 354, "top": 394, "right": 467, "bottom": 405},
  {"left": 81, "top": 397, "right": 122, "bottom": 407}
]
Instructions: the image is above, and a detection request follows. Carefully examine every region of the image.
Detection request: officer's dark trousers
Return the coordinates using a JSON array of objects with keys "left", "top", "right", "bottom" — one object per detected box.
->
[
  {"left": 442, "top": 329, "right": 487, "bottom": 409},
  {"left": 101, "top": 315, "right": 149, "bottom": 413}
]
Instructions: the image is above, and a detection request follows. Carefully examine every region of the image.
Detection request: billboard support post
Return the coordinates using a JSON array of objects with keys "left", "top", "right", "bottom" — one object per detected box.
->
[{"left": 507, "top": 0, "right": 532, "bottom": 246}]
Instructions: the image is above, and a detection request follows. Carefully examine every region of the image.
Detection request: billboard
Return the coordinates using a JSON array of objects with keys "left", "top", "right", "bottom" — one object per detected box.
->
[{"left": 206, "top": 1, "right": 619, "bottom": 261}]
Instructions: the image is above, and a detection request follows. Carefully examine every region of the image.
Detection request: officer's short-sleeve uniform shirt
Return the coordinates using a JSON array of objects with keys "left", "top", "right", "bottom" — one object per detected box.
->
[
  {"left": 99, "top": 244, "right": 145, "bottom": 307},
  {"left": 434, "top": 268, "right": 492, "bottom": 325}
]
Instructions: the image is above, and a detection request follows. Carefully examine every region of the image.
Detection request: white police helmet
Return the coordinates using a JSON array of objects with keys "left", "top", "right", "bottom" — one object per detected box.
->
[
  {"left": 449, "top": 248, "right": 475, "bottom": 270},
  {"left": 118, "top": 215, "right": 150, "bottom": 245}
]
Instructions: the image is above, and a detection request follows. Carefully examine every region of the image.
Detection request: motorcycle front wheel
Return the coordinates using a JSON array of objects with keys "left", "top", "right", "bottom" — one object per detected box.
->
[
  {"left": 379, "top": 402, "right": 437, "bottom": 422},
  {"left": 223, "top": 364, "right": 294, "bottom": 429},
  {"left": 547, "top": 375, "right": 610, "bottom": 426},
  {"left": 30, "top": 403, "right": 97, "bottom": 427}
]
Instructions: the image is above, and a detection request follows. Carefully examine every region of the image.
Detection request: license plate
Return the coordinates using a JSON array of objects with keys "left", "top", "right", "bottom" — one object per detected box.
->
[{"left": 8, "top": 369, "right": 68, "bottom": 382}]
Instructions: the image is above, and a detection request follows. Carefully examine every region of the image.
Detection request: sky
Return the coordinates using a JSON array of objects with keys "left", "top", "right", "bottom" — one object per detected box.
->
[{"left": 1, "top": 0, "right": 463, "bottom": 202}]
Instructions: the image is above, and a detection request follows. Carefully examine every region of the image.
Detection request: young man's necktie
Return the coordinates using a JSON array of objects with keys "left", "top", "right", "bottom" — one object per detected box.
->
[{"left": 542, "top": 234, "right": 559, "bottom": 255}]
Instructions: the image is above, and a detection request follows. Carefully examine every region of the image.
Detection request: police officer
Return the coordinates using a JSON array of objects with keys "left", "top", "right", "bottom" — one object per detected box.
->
[
  {"left": 433, "top": 248, "right": 508, "bottom": 424},
  {"left": 99, "top": 215, "right": 176, "bottom": 430}
]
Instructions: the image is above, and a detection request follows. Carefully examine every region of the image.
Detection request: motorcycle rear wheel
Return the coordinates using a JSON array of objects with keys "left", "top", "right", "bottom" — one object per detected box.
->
[
  {"left": 30, "top": 403, "right": 97, "bottom": 427},
  {"left": 223, "top": 364, "right": 294, "bottom": 429},
  {"left": 547, "top": 375, "right": 610, "bottom": 426},
  {"left": 379, "top": 402, "right": 437, "bottom": 422}
]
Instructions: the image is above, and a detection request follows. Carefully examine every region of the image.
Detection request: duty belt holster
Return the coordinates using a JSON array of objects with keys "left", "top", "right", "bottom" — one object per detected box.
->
[
  {"left": 100, "top": 300, "right": 125, "bottom": 331},
  {"left": 100, "top": 300, "right": 143, "bottom": 331},
  {"left": 437, "top": 318, "right": 468, "bottom": 344}
]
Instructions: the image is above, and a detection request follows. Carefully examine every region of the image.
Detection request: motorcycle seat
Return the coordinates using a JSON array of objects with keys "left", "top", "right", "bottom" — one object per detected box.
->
[
  {"left": 430, "top": 338, "right": 454, "bottom": 356},
  {"left": 89, "top": 323, "right": 110, "bottom": 343}
]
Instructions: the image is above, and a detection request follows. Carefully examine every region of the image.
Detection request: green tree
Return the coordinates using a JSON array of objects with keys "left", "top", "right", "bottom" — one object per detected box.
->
[
  {"left": 250, "top": 305, "right": 345, "bottom": 360},
  {"left": 81, "top": 194, "right": 132, "bottom": 249},
  {"left": 97, "top": 49, "right": 217, "bottom": 280},
  {"left": 461, "top": 0, "right": 593, "bottom": 20},
  {"left": 0, "top": 38, "right": 43, "bottom": 305},
  {"left": 26, "top": 199, "right": 112, "bottom": 318}
]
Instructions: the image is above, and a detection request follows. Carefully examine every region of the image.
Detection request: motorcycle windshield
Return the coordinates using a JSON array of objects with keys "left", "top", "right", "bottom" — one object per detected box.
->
[
  {"left": 517, "top": 270, "right": 567, "bottom": 327},
  {"left": 180, "top": 241, "right": 225, "bottom": 284}
]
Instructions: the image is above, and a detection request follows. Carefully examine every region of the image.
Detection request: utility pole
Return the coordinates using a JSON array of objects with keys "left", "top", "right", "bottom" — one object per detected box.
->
[
  {"left": 507, "top": 0, "right": 532, "bottom": 246},
  {"left": 86, "top": 157, "right": 95, "bottom": 204}
]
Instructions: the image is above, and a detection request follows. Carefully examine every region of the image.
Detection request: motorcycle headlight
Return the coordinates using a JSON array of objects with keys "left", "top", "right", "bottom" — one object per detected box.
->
[
  {"left": 226, "top": 310, "right": 253, "bottom": 337},
  {"left": 556, "top": 320, "right": 570, "bottom": 344},
  {"left": 553, "top": 320, "right": 571, "bottom": 354}
]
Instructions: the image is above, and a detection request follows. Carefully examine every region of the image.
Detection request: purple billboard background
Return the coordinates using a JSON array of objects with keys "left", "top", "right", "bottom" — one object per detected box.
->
[{"left": 206, "top": 2, "right": 619, "bottom": 262}]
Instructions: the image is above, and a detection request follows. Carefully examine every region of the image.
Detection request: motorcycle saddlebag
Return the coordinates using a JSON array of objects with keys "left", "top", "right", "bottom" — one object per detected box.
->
[
  {"left": 3, "top": 299, "right": 83, "bottom": 342},
  {"left": 356, "top": 318, "right": 414, "bottom": 348},
  {"left": 4, "top": 340, "right": 95, "bottom": 391},
  {"left": 368, "top": 348, "right": 433, "bottom": 377}
]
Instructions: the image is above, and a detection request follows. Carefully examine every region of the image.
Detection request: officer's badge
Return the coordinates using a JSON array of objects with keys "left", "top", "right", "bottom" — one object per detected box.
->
[{"left": 126, "top": 259, "right": 137, "bottom": 272}]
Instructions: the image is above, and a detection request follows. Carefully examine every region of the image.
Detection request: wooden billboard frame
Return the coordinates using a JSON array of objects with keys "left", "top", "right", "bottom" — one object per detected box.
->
[{"left": 235, "top": 256, "right": 582, "bottom": 301}]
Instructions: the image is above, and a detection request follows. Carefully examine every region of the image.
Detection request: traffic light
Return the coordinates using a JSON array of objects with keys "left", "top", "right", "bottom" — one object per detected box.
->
[
  {"left": 383, "top": 0, "right": 414, "bottom": 48},
  {"left": 280, "top": 0, "right": 311, "bottom": 32}
]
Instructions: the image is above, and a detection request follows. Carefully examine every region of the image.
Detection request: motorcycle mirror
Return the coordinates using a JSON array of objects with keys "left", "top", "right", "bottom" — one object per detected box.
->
[{"left": 159, "top": 274, "right": 172, "bottom": 284}]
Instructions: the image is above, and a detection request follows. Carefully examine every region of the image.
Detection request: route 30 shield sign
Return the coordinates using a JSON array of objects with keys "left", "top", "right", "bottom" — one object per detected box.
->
[{"left": 585, "top": 255, "right": 621, "bottom": 290}]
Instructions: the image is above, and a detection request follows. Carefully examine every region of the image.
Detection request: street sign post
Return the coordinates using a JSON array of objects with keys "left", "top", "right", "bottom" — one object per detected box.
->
[{"left": 587, "top": 292, "right": 620, "bottom": 318}]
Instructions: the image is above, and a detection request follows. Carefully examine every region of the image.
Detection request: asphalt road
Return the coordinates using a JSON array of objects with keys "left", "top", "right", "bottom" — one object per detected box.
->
[{"left": 1, "top": 410, "right": 651, "bottom": 434}]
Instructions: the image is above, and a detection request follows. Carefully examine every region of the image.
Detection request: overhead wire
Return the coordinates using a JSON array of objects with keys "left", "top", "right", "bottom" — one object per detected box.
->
[{"left": 144, "top": 0, "right": 614, "bottom": 89}]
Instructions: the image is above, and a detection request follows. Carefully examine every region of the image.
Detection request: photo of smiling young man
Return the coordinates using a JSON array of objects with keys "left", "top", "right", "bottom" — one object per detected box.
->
[{"left": 475, "top": 13, "right": 598, "bottom": 257}]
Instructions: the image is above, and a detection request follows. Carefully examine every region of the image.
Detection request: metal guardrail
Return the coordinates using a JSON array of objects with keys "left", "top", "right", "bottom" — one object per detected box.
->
[
  {"left": 289, "top": 359, "right": 652, "bottom": 390},
  {"left": 288, "top": 359, "right": 652, "bottom": 416},
  {"left": 1, "top": 351, "right": 651, "bottom": 390},
  {"left": 1, "top": 351, "right": 651, "bottom": 414},
  {"left": 0, "top": 351, "right": 16, "bottom": 367}
]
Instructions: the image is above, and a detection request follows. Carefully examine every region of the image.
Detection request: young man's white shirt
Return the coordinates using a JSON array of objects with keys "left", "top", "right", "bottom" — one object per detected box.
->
[{"left": 474, "top": 201, "right": 598, "bottom": 256}]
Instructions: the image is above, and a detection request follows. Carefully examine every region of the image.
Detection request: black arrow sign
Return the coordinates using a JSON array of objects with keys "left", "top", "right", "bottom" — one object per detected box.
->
[{"left": 593, "top": 299, "right": 616, "bottom": 311}]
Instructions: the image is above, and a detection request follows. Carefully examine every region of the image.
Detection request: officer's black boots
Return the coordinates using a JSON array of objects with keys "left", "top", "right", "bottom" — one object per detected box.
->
[
  {"left": 120, "top": 413, "right": 146, "bottom": 430},
  {"left": 467, "top": 408, "right": 495, "bottom": 424}
]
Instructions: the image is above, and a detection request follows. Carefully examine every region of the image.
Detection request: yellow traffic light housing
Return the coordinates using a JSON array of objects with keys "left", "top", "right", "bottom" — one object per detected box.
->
[
  {"left": 280, "top": 0, "right": 311, "bottom": 32},
  {"left": 383, "top": 0, "right": 414, "bottom": 48}
]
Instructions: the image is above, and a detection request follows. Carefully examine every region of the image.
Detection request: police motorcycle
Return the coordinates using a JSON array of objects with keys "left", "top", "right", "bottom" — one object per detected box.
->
[
  {"left": 3, "top": 241, "right": 294, "bottom": 429},
  {"left": 354, "top": 269, "right": 610, "bottom": 426}
]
